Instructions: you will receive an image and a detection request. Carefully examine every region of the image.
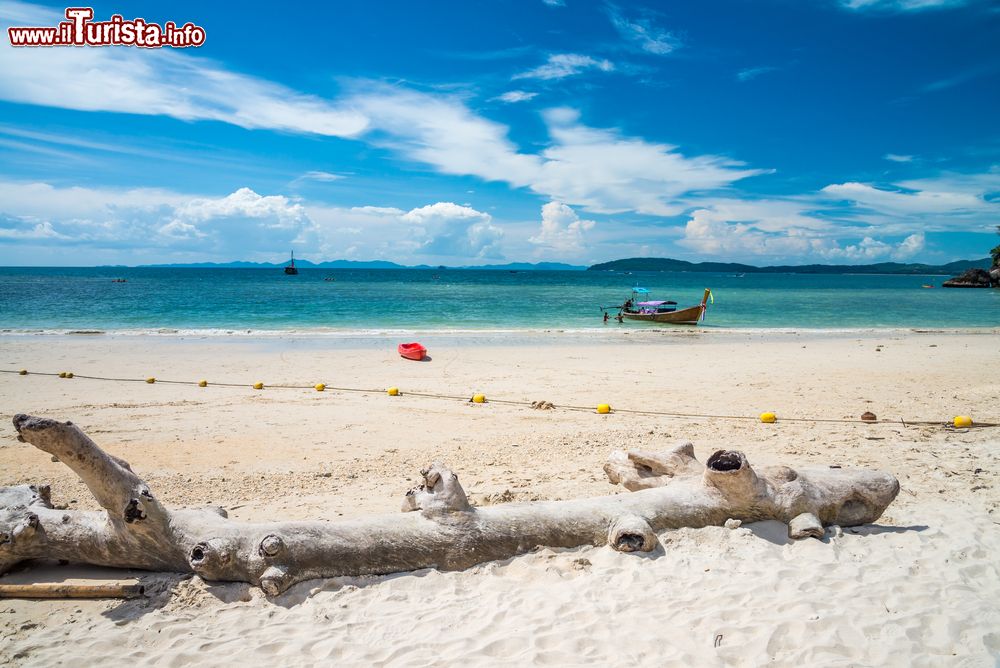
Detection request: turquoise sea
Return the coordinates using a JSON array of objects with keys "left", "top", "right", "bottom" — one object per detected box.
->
[{"left": 0, "top": 267, "right": 997, "bottom": 333}]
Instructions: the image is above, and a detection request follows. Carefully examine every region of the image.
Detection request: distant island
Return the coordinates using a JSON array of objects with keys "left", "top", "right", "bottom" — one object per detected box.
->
[
  {"left": 134, "top": 260, "right": 586, "bottom": 271},
  {"left": 587, "top": 257, "right": 993, "bottom": 276},
  {"left": 115, "top": 256, "right": 994, "bottom": 275}
]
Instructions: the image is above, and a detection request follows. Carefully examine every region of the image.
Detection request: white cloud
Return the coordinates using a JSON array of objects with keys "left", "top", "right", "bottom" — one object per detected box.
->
[
  {"left": 821, "top": 232, "right": 924, "bottom": 261},
  {"left": 839, "top": 0, "right": 970, "bottom": 10},
  {"left": 513, "top": 54, "right": 614, "bottom": 81},
  {"left": 298, "top": 171, "right": 345, "bottom": 182},
  {"left": 0, "top": 179, "right": 511, "bottom": 263},
  {"left": 737, "top": 66, "right": 777, "bottom": 82},
  {"left": 608, "top": 7, "right": 681, "bottom": 55},
  {"left": 0, "top": 219, "right": 68, "bottom": 240},
  {"left": 495, "top": 90, "right": 539, "bottom": 103},
  {"left": 668, "top": 167, "right": 999, "bottom": 262},
  {"left": 162, "top": 188, "right": 313, "bottom": 246},
  {"left": 533, "top": 108, "right": 766, "bottom": 215},
  {"left": 171, "top": 188, "right": 307, "bottom": 225},
  {"left": 923, "top": 63, "right": 1000, "bottom": 93},
  {"left": 678, "top": 206, "right": 927, "bottom": 262},
  {"left": 402, "top": 202, "right": 504, "bottom": 258},
  {"left": 345, "top": 88, "right": 765, "bottom": 216},
  {"left": 541, "top": 0, "right": 565, "bottom": 6},
  {"left": 821, "top": 171, "right": 999, "bottom": 218},
  {"left": 0, "top": 181, "right": 316, "bottom": 255},
  {"left": 0, "top": 2, "right": 368, "bottom": 137},
  {"left": 883, "top": 153, "right": 915, "bottom": 163},
  {"left": 0, "top": 5, "right": 762, "bottom": 220},
  {"left": 348, "top": 85, "right": 542, "bottom": 187},
  {"left": 529, "top": 201, "right": 596, "bottom": 252},
  {"left": 896, "top": 232, "right": 926, "bottom": 258},
  {"left": 679, "top": 208, "right": 820, "bottom": 258},
  {"left": 350, "top": 205, "right": 406, "bottom": 216},
  {"left": 401, "top": 202, "right": 490, "bottom": 226}
]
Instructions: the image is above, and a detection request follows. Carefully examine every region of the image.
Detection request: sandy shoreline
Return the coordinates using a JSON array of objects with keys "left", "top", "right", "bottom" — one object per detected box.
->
[{"left": 1, "top": 330, "right": 998, "bottom": 665}]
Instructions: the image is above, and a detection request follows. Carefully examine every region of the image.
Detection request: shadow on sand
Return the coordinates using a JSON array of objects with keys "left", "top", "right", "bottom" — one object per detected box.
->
[{"left": 746, "top": 520, "right": 928, "bottom": 546}]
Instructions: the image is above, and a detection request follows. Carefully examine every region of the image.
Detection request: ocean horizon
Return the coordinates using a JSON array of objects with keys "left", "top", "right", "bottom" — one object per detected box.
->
[{"left": 1, "top": 266, "right": 997, "bottom": 333}]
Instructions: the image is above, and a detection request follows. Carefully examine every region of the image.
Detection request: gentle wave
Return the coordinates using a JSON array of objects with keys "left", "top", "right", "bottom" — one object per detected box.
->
[{"left": 2, "top": 326, "right": 998, "bottom": 338}]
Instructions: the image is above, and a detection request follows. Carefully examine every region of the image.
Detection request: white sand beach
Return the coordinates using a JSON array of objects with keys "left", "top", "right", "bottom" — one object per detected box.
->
[{"left": 1, "top": 330, "right": 998, "bottom": 666}]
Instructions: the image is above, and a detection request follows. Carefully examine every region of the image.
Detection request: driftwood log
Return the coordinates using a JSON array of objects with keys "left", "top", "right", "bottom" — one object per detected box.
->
[
  {"left": 1, "top": 415, "right": 900, "bottom": 595},
  {"left": 0, "top": 582, "right": 145, "bottom": 599}
]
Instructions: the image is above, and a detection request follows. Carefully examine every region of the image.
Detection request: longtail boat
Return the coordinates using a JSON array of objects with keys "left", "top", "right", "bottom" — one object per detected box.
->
[{"left": 610, "top": 287, "right": 712, "bottom": 325}]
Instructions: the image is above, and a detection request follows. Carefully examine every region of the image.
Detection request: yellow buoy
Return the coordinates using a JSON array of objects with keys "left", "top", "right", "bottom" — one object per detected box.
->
[
  {"left": 760, "top": 411, "right": 777, "bottom": 423},
  {"left": 19, "top": 369, "right": 27, "bottom": 375},
  {"left": 66, "top": 372, "right": 73, "bottom": 378},
  {"left": 387, "top": 386, "right": 400, "bottom": 396},
  {"left": 252, "top": 382, "right": 264, "bottom": 390},
  {"left": 472, "top": 393, "right": 486, "bottom": 404},
  {"left": 314, "top": 383, "right": 326, "bottom": 392},
  {"left": 198, "top": 380, "right": 208, "bottom": 387},
  {"left": 953, "top": 415, "right": 973, "bottom": 428},
  {"left": 596, "top": 403, "right": 612, "bottom": 414},
  {"left": 58, "top": 372, "right": 66, "bottom": 378},
  {"left": 146, "top": 377, "right": 156, "bottom": 384}
]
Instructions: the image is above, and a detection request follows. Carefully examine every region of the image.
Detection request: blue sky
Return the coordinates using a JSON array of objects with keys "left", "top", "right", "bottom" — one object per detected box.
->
[{"left": 0, "top": 0, "right": 998, "bottom": 266}]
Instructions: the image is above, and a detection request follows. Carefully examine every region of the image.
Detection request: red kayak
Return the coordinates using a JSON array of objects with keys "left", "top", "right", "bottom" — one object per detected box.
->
[{"left": 398, "top": 342, "right": 427, "bottom": 361}]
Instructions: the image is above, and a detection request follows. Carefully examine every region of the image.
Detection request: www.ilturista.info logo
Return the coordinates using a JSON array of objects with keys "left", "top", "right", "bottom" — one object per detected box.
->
[{"left": 7, "top": 7, "right": 206, "bottom": 48}]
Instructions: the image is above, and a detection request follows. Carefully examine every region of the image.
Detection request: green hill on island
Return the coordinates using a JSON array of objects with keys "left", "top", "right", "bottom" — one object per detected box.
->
[{"left": 587, "top": 257, "right": 992, "bottom": 275}]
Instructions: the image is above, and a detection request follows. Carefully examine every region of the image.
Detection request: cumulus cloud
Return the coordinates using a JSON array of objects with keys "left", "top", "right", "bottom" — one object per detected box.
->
[
  {"left": 513, "top": 54, "right": 614, "bottom": 81},
  {"left": 401, "top": 202, "right": 488, "bottom": 225},
  {"left": 529, "top": 201, "right": 595, "bottom": 252},
  {"left": 403, "top": 202, "right": 503, "bottom": 258},
  {"left": 679, "top": 208, "right": 820, "bottom": 258},
  {"left": 820, "top": 232, "right": 925, "bottom": 261},
  {"left": 170, "top": 188, "right": 307, "bottom": 226},
  {"left": 0, "top": 2, "right": 368, "bottom": 137},
  {"left": 0, "top": 218, "right": 69, "bottom": 240},
  {"left": 0, "top": 181, "right": 316, "bottom": 255},
  {"left": 162, "top": 188, "right": 313, "bottom": 246},
  {"left": 896, "top": 232, "right": 926, "bottom": 257},
  {"left": 678, "top": 206, "right": 927, "bottom": 262},
  {"left": 667, "top": 166, "right": 999, "bottom": 262},
  {"left": 0, "top": 179, "right": 509, "bottom": 263}
]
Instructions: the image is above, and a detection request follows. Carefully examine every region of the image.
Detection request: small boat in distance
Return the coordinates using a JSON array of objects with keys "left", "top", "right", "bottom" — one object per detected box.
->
[
  {"left": 284, "top": 251, "right": 298, "bottom": 275},
  {"left": 607, "top": 287, "right": 712, "bottom": 325},
  {"left": 398, "top": 342, "right": 427, "bottom": 361}
]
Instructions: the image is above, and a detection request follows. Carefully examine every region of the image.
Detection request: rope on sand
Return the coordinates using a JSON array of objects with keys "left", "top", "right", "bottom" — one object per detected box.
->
[{"left": 2, "top": 368, "right": 995, "bottom": 429}]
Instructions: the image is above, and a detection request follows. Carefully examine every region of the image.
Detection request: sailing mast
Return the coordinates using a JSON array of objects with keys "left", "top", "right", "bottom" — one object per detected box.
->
[{"left": 284, "top": 250, "right": 298, "bottom": 275}]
